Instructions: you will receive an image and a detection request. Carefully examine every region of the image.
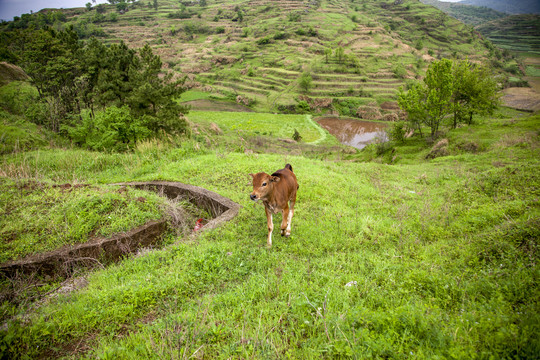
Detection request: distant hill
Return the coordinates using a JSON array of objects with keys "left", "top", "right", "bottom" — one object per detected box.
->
[
  {"left": 420, "top": 0, "right": 507, "bottom": 26},
  {"left": 0, "top": 0, "right": 513, "bottom": 113},
  {"left": 460, "top": 0, "right": 540, "bottom": 15},
  {"left": 476, "top": 14, "right": 540, "bottom": 53}
]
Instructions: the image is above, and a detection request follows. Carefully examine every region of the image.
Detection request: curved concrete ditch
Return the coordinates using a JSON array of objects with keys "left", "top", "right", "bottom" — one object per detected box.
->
[{"left": 0, "top": 181, "right": 241, "bottom": 278}]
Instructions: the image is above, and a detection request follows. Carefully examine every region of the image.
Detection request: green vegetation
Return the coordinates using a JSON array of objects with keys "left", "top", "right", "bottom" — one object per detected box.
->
[
  {"left": 398, "top": 58, "right": 498, "bottom": 138},
  {"left": 0, "top": 1, "right": 538, "bottom": 358},
  {"left": 188, "top": 111, "right": 335, "bottom": 145},
  {"left": 0, "top": 179, "right": 166, "bottom": 262},
  {"left": 420, "top": 0, "right": 507, "bottom": 26},
  {"left": 0, "top": 28, "right": 187, "bottom": 149},
  {"left": 0, "top": 107, "right": 538, "bottom": 358},
  {"left": 476, "top": 14, "right": 540, "bottom": 54},
  {"left": 1, "top": 0, "right": 516, "bottom": 115}
]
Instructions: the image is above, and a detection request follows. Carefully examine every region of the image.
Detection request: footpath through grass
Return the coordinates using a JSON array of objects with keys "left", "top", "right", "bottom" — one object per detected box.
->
[{"left": 0, "top": 111, "right": 538, "bottom": 358}]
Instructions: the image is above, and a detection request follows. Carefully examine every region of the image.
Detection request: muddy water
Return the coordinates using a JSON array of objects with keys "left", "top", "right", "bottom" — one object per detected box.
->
[{"left": 316, "top": 116, "right": 388, "bottom": 149}]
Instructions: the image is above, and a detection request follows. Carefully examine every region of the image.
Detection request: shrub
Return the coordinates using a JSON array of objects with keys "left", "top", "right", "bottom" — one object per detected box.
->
[
  {"left": 388, "top": 121, "right": 407, "bottom": 143},
  {"left": 392, "top": 63, "right": 408, "bottom": 79},
  {"left": 256, "top": 36, "right": 271, "bottom": 45},
  {"left": 66, "top": 106, "right": 151, "bottom": 152},
  {"left": 273, "top": 32, "right": 287, "bottom": 40}
]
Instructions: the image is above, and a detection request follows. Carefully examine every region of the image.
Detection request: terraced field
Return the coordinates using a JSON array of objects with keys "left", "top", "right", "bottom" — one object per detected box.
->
[{"left": 53, "top": 0, "right": 496, "bottom": 114}]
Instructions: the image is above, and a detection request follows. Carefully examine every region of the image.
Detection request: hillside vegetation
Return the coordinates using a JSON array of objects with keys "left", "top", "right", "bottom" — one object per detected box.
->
[
  {"left": 420, "top": 0, "right": 507, "bottom": 26},
  {"left": 476, "top": 14, "right": 540, "bottom": 54},
  {"left": 0, "top": 0, "right": 539, "bottom": 358},
  {"left": 460, "top": 0, "right": 540, "bottom": 15},
  {"left": 0, "top": 105, "right": 539, "bottom": 358},
  {"left": 2, "top": 0, "right": 509, "bottom": 115}
]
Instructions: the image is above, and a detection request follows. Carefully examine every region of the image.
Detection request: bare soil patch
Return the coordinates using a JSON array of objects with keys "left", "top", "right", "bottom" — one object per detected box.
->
[{"left": 501, "top": 87, "right": 540, "bottom": 112}]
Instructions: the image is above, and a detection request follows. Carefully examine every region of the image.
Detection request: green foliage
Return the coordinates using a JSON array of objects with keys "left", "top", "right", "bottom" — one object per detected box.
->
[
  {"left": 256, "top": 36, "right": 271, "bottom": 46},
  {"left": 66, "top": 106, "right": 150, "bottom": 151},
  {"left": 392, "top": 63, "right": 408, "bottom": 79},
  {"left": 388, "top": 121, "right": 407, "bottom": 143},
  {"left": 298, "top": 72, "right": 312, "bottom": 93},
  {"left": 0, "top": 179, "right": 165, "bottom": 262},
  {"left": 398, "top": 58, "right": 498, "bottom": 138},
  {"left": 167, "top": 9, "right": 195, "bottom": 19},
  {"left": 295, "top": 100, "right": 310, "bottom": 114},
  {"left": 1, "top": 29, "right": 187, "bottom": 146}
]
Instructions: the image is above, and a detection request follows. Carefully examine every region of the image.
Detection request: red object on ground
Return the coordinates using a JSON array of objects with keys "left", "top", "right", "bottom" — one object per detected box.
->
[{"left": 193, "top": 218, "right": 204, "bottom": 232}]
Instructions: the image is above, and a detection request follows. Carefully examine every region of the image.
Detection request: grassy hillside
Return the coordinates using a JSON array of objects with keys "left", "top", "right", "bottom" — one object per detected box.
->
[
  {"left": 476, "top": 14, "right": 540, "bottom": 54},
  {"left": 1, "top": 0, "right": 498, "bottom": 114},
  {"left": 420, "top": 0, "right": 507, "bottom": 26},
  {"left": 1, "top": 103, "right": 539, "bottom": 358},
  {"left": 461, "top": 0, "right": 540, "bottom": 15}
]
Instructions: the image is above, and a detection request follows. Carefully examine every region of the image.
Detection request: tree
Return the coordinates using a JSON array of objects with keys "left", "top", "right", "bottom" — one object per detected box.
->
[
  {"left": 153, "top": 0, "right": 158, "bottom": 10},
  {"left": 324, "top": 48, "right": 332, "bottom": 64},
  {"left": 298, "top": 72, "right": 312, "bottom": 93},
  {"left": 334, "top": 47, "right": 345, "bottom": 64},
  {"left": 398, "top": 58, "right": 499, "bottom": 139},
  {"left": 398, "top": 58, "right": 453, "bottom": 138},
  {"left": 450, "top": 60, "right": 498, "bottom": 128},
  {"left": 86, "top": 2, "right": 93, "bottom": 11}
]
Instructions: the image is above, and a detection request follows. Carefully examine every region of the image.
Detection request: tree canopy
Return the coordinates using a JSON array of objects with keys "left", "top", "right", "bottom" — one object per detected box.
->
[
  {"left": 398, "top": 58, "right": 499, "bottom": 139},
  {"left": 0, "top": 27, "right": 188, "bottom": 151}
]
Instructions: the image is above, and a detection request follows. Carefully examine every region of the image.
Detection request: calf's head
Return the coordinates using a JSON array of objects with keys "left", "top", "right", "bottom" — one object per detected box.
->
[{"left": 249, "top": 172, "right": 280, "bottom": 201}]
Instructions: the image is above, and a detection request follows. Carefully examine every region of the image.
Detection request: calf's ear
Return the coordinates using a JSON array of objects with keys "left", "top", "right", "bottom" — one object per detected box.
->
[
  {"left": 249, "top": 173, "right": 254, "bottom": 178},
  {"left": 271, "top": 176, "right": 280, "bottom": 183}
]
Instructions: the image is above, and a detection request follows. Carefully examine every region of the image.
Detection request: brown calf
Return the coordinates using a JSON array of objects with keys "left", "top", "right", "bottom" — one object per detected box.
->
[{"left": 249, "top": 164, "right": 298, "bottom": 247}]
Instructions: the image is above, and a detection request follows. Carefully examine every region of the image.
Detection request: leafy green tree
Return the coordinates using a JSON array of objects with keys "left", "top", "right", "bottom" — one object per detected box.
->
[
  {"left": 450, "top": 60, "right": 498, "bottom": 128},
  {"left": 86, "top": 2, "right": 93, "bottom": 11},
  {"left": 67, "top": 106, "right": 150, "bottom": 151},
  {"left": 398, "top": 58, "right": 499, "bottom": 139},
  {"left": 298, "top": 72, "right": 312, "bottom": 93},
  {"left": 334, "top": 47, "right": 345, "bottom": 64},
  {"left": 398, "top": 58, "right": 453, "bottom": 138},
  {"left": 324, "top": 48, "right": 332, "bottom": 64}
]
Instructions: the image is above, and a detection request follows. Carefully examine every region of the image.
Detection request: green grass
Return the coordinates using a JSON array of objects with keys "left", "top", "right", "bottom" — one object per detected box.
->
[
  {"left": 1, "top": 0, "right": 498, "bottom": 113},
  {"left": 0, "top": 178, "right": 166, "bottom": 262},
  {"left": 188, "top": 110, "right": 338, "bottom": 145},
  {"left": 0, "top": 108, "right": 538, "bottom": 359}
]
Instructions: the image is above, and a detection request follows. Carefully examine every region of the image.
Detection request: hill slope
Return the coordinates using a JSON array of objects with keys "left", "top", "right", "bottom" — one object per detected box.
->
[
  {"left": 461, "top": 0, "right": 540, "bottom": 14},
  {"left": 476, "top": 14, "right": 540, "bottom": 53},
  {"left": 420, "top": 0, "right": 507, "bottom": 26},
  {"left": 1, "top": 0, "right": 497, "bottom": 114}
]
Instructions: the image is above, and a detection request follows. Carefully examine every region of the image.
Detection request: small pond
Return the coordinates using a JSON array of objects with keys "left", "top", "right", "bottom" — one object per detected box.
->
[{"left": 316, "top": 116, "right": 388, "bottom": 149}]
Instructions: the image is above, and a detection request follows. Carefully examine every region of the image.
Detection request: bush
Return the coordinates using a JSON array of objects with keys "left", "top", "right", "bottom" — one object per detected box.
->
[
  {"left": 256, "top": 36, "right": 271, "bottom": 45},
  {"left": 392, "top": 64, "right": 408, "bottom": 79},
  {"left": 66, "top": 106, "right": 151, "bottom": 152},
  {"left": 388, "top": 121, "right": 407, "bottom": 143}
]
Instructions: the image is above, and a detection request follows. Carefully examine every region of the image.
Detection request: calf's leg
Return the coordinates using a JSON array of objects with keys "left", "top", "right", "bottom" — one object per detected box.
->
[
  {"left": 285, "top": 199, "right": 295, "bottom": 237},
  {"left": 265, "top": 206, "right": 273, "bottom": 247},
  {"left": 280, "top": 205, "right": 289, "bottom": 236}
]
